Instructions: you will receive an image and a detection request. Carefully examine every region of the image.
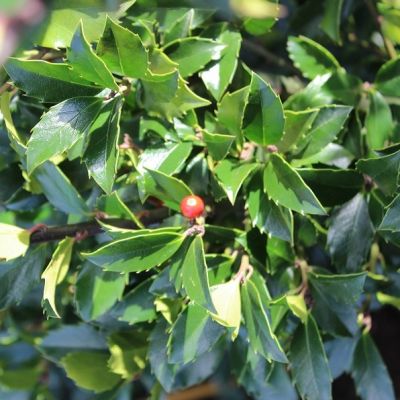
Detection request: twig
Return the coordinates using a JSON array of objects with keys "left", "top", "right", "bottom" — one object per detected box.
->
[{"left": 29, "top": 208, "right": 170, "bottom": 244}]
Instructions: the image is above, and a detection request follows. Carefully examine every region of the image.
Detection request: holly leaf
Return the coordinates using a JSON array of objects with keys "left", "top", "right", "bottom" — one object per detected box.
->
[
  {"left": 290, "top": 316, "right": 332, "bottom": 400},
  {"left": 68, "top": 23, "right": 119, "bottom": 90},
  {"left": 308, "top": 270, "right": 366, "bottom": 335},
  {"left": 352, "top": 333, "right": 395, "bottom": 400},
  {"left": 241, "top": 280, "right": 287, "bottom": 363},
  {"left": 84, "top": 97, "right": 122, "bottom": 194},
  {"left": 0, "top": 223, "right": 30, "bottom": 261},
  {"left": 214, "top": 159, "right": 257, "bottom": 204},
  {"left": 83, "top": 231, "right": 184, "bottom": 273},
  {"left": 61, "top": 352, "right": 120, "bottom": 393},
  {"left": 169, "top": 303, "right": 225, "bottom": 364},
  {"left": 4, "top": 59, "right": 100, "bottom": 102},
  {"left": 263, "top": 153, "right": 326, "bottom": 215},
  {"left": 320, "top": 0, "right": 344, "bottom": 43},
  {"left": 287, "top": 35, "right": 340, "bottom": 79},
  {"left": 375, "top": 56, "right": 400, "bottom": 97},
  {"left": 27, "top": 96, "right": 103, "bottom": 173},
  {"left": 203, "top": 131, "right": 235, "bottom": 161},
  {"left": 164, "top": 37, "right": 226, "bottom": 78},
  {"left": 42, "top": 238, "right": 74, "bottom": 318},
  {"left": 243, "top": 72, "right": 285, "bottom": 145},
  {"left": 97, "top": 16, "right": 148, "bottom": 78},
  {"left": 327, "top": 194, "right": 374, "bottom": 272},
  {"left": 75, "top": 262, "right": 126, "bottom": 321}
]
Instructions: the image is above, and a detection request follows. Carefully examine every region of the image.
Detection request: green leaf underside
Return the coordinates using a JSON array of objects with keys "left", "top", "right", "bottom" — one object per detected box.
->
[
  {"left": 290, "top": 316, "right": 332, "bottom": 400},
  {"left": 83, "top": 232, "right": 184, "bottom": 272},
  {"left": 264, "top": 153, "right": 326, "bottom": 215}
]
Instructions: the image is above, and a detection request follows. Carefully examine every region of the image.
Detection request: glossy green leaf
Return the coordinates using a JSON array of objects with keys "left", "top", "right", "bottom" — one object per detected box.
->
[
  {"left": 375, "top": 56, "right": 400, "bottom": 97},
  {"left": 365, "top": 90, "right": 393, "bottom": 149},
  {"left": 241, "top": 280, "right": 287, "bottom": 363},
  {"left": 68, "top": 23, "right": 118, "bottom": 90},
  {"left": 61, "top": 351, "right": 120, "bottom": 393},
  {"left": 164, "top": 37, "right": 225, "bottom": 78},
  {"left": 276, "top": 109, "right": 318, "bottom": 153},
  {"left": 145, "top": 168, "right": 192, "bottom": 210},
  {"left": 357, "top": 147, "right": 400, "bottom": 196},
  {"left": 200, "top": 29, "right": 241, "bottom": 100},
  {"left": 214, "top": 159, "right": 257, "bottom": 204},
  {"left": 83, "top": 231, "right": 184, "bottom": 272},
  {"left": 308, "top": 270, "right": 366, "bottom": 335},
  {"left": 203, "top": 130, "right": 235, "bottom": 161},
  {"left": 112, "top": 278, "right": 157, "bottom": 324},
  {"left": 34, "top": 0, "right": 134, "bottom": 48},
  {"left": 169, "top": 303, "right": 224, "bottom": 364},
  {"left": 27, "top": 97, "right": 103, "bottom": 173},
  {"left": 139, "top": 72, "right": 210, "bottom": 121},
  {"left": 75, "top": 262, "right": 126, "bottom": 321},
  {"left": 97, "top": 16, "right": 148, "bottom": 78},
  {"left": 33, "top": 162, "right": 89, "bottom": 216},
  {"left": 325, "top": 337, "right": 357, "bottom": 379},
  {"left": 351, "top": 333, "right": 395, "bottom": 400},
  {"left": 42, "top": 237, "right": 74, "bottom": 318},
  {"left": 287, "top": 36, "right": 340, "bottom": 79},
  {"left": 0, "top": 223, "right": 30, "bottom": 261},
  {"left": 243, "top": 72, "right": 285, "bottom": 145},
  {"left": 181, "top": 236, "right": 216, "bottom": 312},
  {"left": 217, "top": 86, "right": 249, "bottom": 141},
  {"left": 327, "top": 194, "right": 374, "bottom": 272},
  {"left": 84, "top": 97, "right": 122, "bottom": 194},
  {"left": 246, "top": 170, "right": 293, "bottom": 242},
  {"left": 290, "top": 316, "right": 332, "bottom": 400},
  {"left": 293, "top": 105, "right": 352, "bottom": 159},
  {"left": 263, "top": 153, "right": 326, "bottom": 215},
  {"left": 0, "top": 245, "right": 47, "bottom": 310},
  {"left": 4, "top": 59, "right": 100, "bottom": 102},
  {"left": 320, "top": 0, "right": 344, "bottom": 43}
]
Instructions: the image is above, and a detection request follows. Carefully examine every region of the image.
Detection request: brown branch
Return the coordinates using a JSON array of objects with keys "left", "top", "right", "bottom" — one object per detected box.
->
[{"left": 29, "top": 207, "right": 170, "bottom": 244}]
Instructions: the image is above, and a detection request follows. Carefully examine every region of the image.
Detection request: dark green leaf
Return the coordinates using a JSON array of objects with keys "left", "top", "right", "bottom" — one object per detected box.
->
[
  {"left": 379, "top": 193, "right": 400, "bottom": 232},
  {"left": 0, "top": 245, "right": 47, "bottom": 310},
  {"left": 5, "top": 59, "right": 100, "bottom": 102},
  {"left": 203, "top": 130, "right": 235, "bottom": 161},
  {"left": 84, "top": 97, "right": 122, "bottom": 194},
  {"left": 327, "top": 194, "right": 374, "bottom": 272},
  {"left": 325, "top": 337, "right": 357, "bottom": 379},
  {"left": 351, "top": 333, "right": 395, "bottom": 400},
  {"left": 263, "top": 153, "right": 326, "bottom": 215},
  {"left": 375, "top": 56, "right": 400, "bottom": 97},
  {"left": 320, "top": 0, "right": 344, "bottom": 43},
  {"left": 290, "top": 316, "right": 332, "bottom": 400},
  {"left": 308, "top": 270, "right": 366, "bottom": 335}
]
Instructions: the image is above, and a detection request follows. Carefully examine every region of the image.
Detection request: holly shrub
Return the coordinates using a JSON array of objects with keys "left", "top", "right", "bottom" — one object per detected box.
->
[{"left": 0, "top": 0, "right": 399, "bottom": 399}]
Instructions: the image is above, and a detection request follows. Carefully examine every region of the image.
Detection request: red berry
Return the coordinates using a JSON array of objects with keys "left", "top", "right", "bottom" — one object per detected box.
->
[{"left": 180, "top": 195, "right": 205, "bottom": 219}]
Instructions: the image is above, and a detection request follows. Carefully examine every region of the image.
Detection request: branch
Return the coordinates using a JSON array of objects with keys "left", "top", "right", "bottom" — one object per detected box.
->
[{"left": 30, "top": 207, "right": 170, "bottom": 244}]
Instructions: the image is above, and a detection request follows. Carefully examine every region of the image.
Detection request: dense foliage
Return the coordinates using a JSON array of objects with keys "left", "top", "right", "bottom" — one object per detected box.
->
[{"left": 0, "top": 0, "right": 400, "bottom": 399}]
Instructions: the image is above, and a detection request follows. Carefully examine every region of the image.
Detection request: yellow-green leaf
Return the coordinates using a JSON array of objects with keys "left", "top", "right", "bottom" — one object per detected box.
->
[
  {"left": 286, "top": 294, "right": 308, "bottom": 323},
  {"left": 0, "top": 223, "right": 30, "bottom": 261},
  {"left": 41, "top": 237, "right": 74, "bottom": 318}
]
